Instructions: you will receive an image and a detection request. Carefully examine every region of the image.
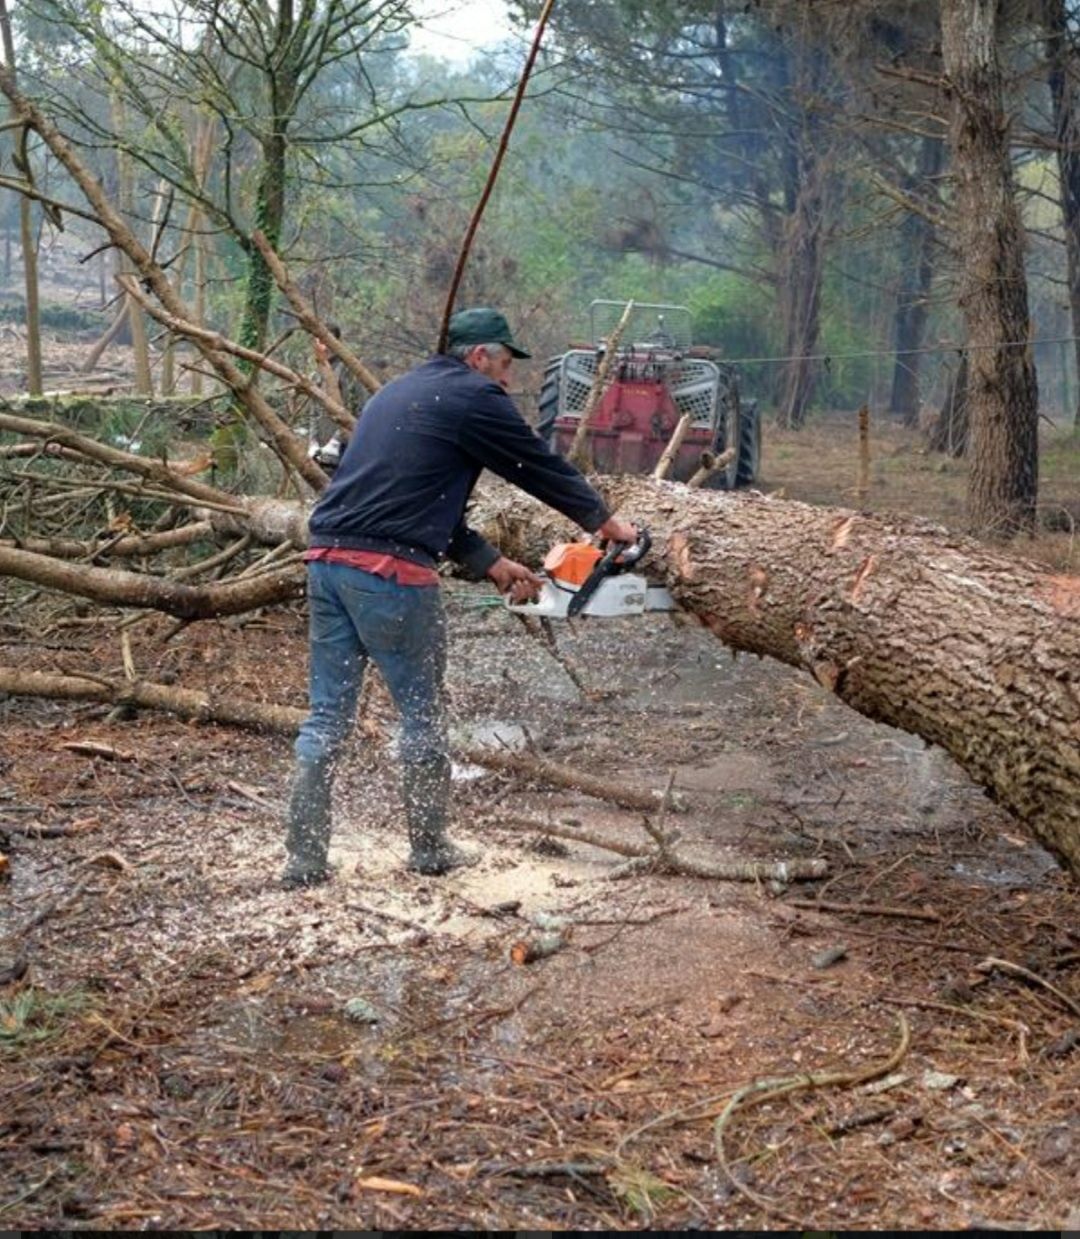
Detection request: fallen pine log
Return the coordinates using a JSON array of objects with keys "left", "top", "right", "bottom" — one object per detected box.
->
[{"left": 465, "top": 477, "right": 1080, "bottom": 876}]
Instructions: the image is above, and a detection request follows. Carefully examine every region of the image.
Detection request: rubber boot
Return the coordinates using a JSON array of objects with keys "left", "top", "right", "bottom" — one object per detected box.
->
[
  {"left": 403, "top": 757, "right": 475, "bottom": 875},
  {"left": 281, "top": 757, "right": 334, "bottom": 889}
]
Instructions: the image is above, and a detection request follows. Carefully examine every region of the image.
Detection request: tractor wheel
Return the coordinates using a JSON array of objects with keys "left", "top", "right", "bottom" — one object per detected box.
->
[
  {"left": 536, "top": 356, "right": 564, "bottom": 444},
  {"left": 701, "top": 397, "right": 753, "bottom": 490},
  {"left": 733, "top": 399, "right": 761, "bottom": 487}
]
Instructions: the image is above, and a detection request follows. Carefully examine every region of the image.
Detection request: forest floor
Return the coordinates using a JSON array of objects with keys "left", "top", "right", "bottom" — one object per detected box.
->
[
  {"left": 1, "top": 328, "right": 1078, "bottom": 1227},
  {"left": 2, "top": 582, "right": 1078, "bottom": 1230}
]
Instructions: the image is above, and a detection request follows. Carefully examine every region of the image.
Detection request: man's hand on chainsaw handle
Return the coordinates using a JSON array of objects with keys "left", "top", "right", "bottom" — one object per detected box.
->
[
  {"left": 487, "top": 556, "right": 544, "bottom": 604},
  {"left": 597, "top": 515, "right": 638, "bottom": 546}
]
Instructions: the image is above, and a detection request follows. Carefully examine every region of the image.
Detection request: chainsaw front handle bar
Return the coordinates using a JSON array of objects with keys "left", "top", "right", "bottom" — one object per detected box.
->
[{"left": 598, "top": 526, "right": 652, "bottom": 568}]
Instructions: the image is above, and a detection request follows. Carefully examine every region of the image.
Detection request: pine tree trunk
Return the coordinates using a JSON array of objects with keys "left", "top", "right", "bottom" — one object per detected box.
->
[
  {"left": 928, "top": 352, "right": 970, "bottom": 456},
  {"left": 1044, "top": 0, "right": 1080, "bottom": 432},
  {"left": 941, "top": 0, "right": 1039, "bottom": 537},
  {"left": 775, "top": 43, "right": 830, "bottom": 430},
  {"left": 889, "top": 137, "right": 944, "bottom": 426},
  {"left": 0, "top": 0, "right": 42, "bottom": 396}
]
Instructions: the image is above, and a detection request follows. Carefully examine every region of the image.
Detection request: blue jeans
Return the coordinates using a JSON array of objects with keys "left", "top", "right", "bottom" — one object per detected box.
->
[{"left": 294, "top": 560, "right": 447, "bottom": 768}]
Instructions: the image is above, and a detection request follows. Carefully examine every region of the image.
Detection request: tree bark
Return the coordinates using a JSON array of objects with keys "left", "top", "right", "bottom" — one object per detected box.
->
[
  {"left": 251, "top": 230, "right": 382, "bottom": 396},
  {"left": 81, "top": 302, "right": 129, "bottom": 373},
  {"left": 161, "top": 113, "right": 217, "bottom": 396},
  {"left": 941, "top": 0, "right": 1039, "bottom": 536},
  {"left": 928, "top": 352, "right": 970, "bottom": 456},
  {"left": 117, "top": 275, "right": 354, "bottom": 434},
  {"left": 0, "top": 408, "right": 241, "bottom": 510},
  {"left": 236, "top": 1, "right": 299, "bottom": 360},
  {"left": 775, "top": 43, "right": 830, "bottom": 430},
  {"left": 465, "top": 477, "right": 1080, "bottom": 876},
  {"left": 1, "top": 520, "right": 213, "bottom": 560},
  {"left": 1044, "top": 0, "right": 1080, "bottom": 432},
  {"left": 889, "top": 136, "right": 944, "bottom": 426},
  {"left": 1, "top": 460, "right": 1077, "bottom": 870}
]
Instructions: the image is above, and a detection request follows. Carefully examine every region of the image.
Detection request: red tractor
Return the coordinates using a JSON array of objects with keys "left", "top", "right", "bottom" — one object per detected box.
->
[{"left": 537, "top": 300, "right": 760, "bottom": 488}]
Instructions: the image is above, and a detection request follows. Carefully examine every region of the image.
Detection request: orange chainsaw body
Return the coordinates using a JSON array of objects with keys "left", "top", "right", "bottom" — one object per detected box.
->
[{"left": 543, "top": 542, "right": 602, "bottom": 587}]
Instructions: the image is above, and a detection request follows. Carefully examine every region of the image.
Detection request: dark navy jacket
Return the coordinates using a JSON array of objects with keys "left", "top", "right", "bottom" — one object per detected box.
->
[{"left": 307, "top": 354, "right": 610, "bottom": 576}]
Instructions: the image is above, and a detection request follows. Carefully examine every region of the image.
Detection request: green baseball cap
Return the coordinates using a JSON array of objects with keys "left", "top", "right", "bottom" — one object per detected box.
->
[{"left": 446, "top": 306, "right": 531, "bottom": 359}]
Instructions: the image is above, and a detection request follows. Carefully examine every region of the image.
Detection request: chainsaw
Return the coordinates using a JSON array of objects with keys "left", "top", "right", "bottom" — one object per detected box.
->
[{"left": 506, "top": 528, "right": 675, "bottom": 619}]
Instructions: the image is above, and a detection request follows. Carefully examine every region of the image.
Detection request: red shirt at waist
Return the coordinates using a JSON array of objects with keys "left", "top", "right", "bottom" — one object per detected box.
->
[{"left": 303, "top": 546, "right": 439, "bottom": 586}]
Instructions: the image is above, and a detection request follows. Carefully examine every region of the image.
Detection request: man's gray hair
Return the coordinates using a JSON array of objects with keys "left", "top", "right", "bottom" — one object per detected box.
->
[{"left": 447, "top": 341, "right": 512, "bottom": 361}]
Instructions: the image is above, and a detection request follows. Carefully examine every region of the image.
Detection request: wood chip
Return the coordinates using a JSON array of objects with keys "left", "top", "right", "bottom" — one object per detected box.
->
[
  {"left": 811, "top": 944, "right": 848, "bottom": 969},
  {"left": 510, "top": 931, "right": 567, "bottom": 965},
  {"left": 60, "top": 741, "right": 135, "bottom": 762},
  {"left": 355, "top": 1175, "right": 422, "bottom": 1196}
]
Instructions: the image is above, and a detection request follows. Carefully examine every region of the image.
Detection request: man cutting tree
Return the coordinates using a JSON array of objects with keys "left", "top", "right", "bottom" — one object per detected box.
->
[{"left": 283, "top": 307, "right": 636, "bottom": 888}]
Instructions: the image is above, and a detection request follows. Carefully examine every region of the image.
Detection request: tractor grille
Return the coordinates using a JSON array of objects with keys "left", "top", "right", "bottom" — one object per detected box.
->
[
  {"left": 559, "top": 351, "right": 599, "bottom": 416},
  {"left": 557, "top": 352, "right": 721, "bottom": 429},
  {"left": 667, "top": 360, "right": 721, "bottom": 426}
]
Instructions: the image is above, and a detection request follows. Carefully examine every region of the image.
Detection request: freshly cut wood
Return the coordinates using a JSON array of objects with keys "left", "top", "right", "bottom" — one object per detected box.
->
[
  {"left": 688, "top": 446, "right": 734, "bottom": 489},
  {"left": 60, "top": 741, "right": 135, "bottom": 762},
  {"left": 467, "top": 476, "right": 1080, "bottom": 876},
  {"left": 1, "top": 407, "right": 1076, "bottom": 875},
  {"left": 0, "top": 667, "right": 308, "bottom": 732},
  {"left": 568, "top": 298, "right": 634, "bottom": 467},
  {"left": 653, "top": 413, "right": 693, "bottom": 481},
  {"left": 196, "top": 496, "right": 311, "bottom": 548}
]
